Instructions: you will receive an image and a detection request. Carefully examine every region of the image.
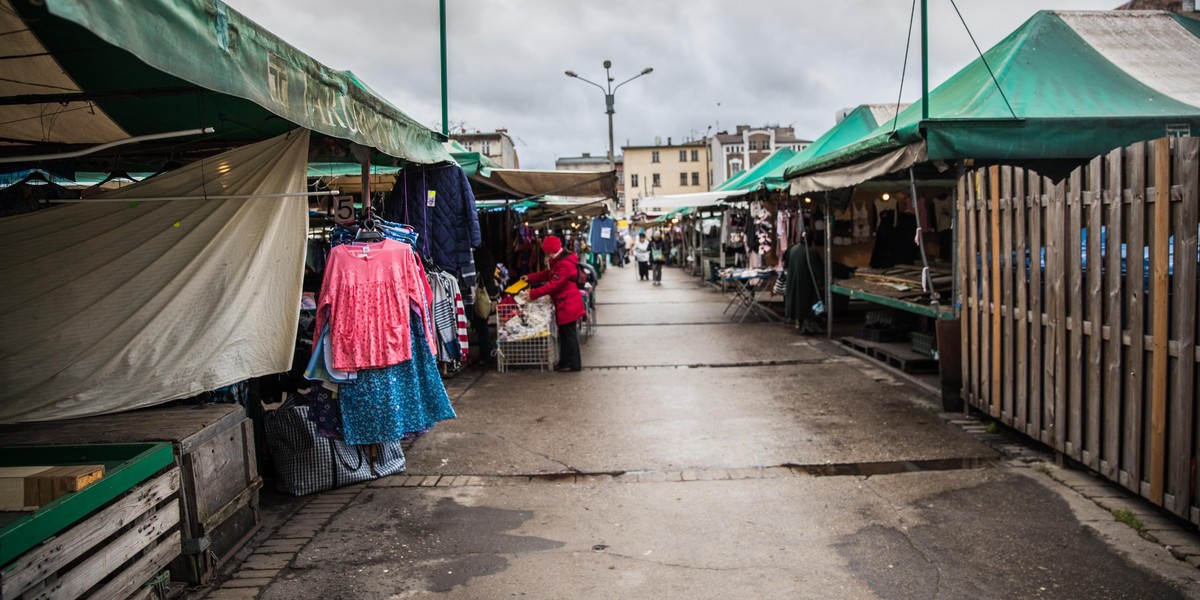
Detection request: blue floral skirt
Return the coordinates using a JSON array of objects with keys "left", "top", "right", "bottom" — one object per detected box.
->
[{"left": 338, "top": 316, "right": 456, "bottom": 445}]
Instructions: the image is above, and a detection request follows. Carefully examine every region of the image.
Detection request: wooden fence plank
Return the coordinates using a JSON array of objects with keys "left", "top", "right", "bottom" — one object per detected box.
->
[
  {"left": 1086, "top": 157, "right": 1104, "bottom": 470},
  {"left": 1029, "top": 174, "right": 1045, "bottom": 441},
  {"left": 980, "top": 170, "right": 993, "bottom": 412},
  {"left": 1103, "top": 148, "right": 1124, "bottom": 480},
  {"left": 1002, "top": 166, "right": 1016, "bottom": 424},
  {"left": 1015, "top": 168, "right": 1029, "bottom": 433},
  {"left": 1149, "top": 137, "right": 1172, "bottom": 505},
  {"left": 1050, "top": 178, "right": 1069, "bottom": 451},
  {"left": 1168, "top": 137, "right": 1198, "bottom": 517},
  {"left": 1068, "top": 169, "right": 1085, "bottom": 459},
  {"left": 958, "top": 175, "right": 971, "bottom": 405},
  {"left": 1124, "top": 141, "right": 1147, "bottom": 494},
  {"left": 964, "top": 174, "right": 974, "bottom": 408},
  {"left": 991, "top": 166, "right": 1003, "bottom": 417}
]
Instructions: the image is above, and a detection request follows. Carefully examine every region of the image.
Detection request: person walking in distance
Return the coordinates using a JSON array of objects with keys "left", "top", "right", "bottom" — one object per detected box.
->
[
  {"left": 520, "top": 235, "right": 585, "bottom": 372},
  {"left": 649, "top": 230, "right": 667, "bottom": 286},
  {"left": 633, "top": 232, "right": 651, "bottom": 281}
]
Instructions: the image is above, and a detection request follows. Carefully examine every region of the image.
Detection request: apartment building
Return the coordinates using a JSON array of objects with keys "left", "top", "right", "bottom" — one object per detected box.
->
[
  {"left": 620, "top": 137, "right": 711, "bottom": 216},
  {"left": 709, "top": 125, "right": 811, "bottom": 187},
  {"left": 451, "top": 129, "right": 520, "bottom": 168}
]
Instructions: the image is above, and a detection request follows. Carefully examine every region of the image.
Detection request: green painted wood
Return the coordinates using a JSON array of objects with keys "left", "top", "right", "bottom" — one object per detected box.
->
[
  {"left": 0, "top": 442, "right": 174, "bottom": 567},
  {"left": 830, "top": 285, "right": 954, "bottom": 320}
]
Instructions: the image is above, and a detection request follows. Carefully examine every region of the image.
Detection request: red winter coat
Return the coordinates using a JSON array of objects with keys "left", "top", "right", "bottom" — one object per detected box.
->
[{"left": 526, "top": 252, "right": 586, "bottom": 325}]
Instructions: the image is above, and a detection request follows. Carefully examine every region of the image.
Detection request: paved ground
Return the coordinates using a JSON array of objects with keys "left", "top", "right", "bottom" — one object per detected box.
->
[{"left": 204, "top": 265, "right": 1200, "bottom": 599}]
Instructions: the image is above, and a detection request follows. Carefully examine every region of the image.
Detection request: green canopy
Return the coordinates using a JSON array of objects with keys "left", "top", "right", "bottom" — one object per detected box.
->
[
  {"left": 1, "top": 0, "right": 451, "bottom": 168},
  {"left": 714, "top": 147, "right": 797, "bottom": 194},
  {"left": 786, "top": 10, "right": 1200, "bottom": 184},
  {"left": 778, "top": 104, "right": 905, "bottom": 174},
  {"left": 715, "top": 167, "right": 754, "bottom": 192}
]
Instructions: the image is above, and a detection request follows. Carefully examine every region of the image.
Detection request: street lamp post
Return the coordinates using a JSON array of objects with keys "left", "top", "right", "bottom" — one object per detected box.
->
[{"left": 565, "top": 61, "right": 653, "bottom": 173}]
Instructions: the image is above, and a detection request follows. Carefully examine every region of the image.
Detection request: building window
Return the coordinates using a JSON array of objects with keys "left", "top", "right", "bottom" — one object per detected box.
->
[
  {"left": 730, "top": 159, "right": 742, "bottom": 174},
  {"left": 481, "top": 140, "right": 491, "bottom": 155},
  {"left": 679, "top": 172, "right": 688, "bottom": 186},
  {"left": 652, "top": 151, "right": 660, "bottom": 163},
  {"left": 631, "top": 174, "right": 639, "bottom": 188},
  {"left": 691, "top": 172, "right": 700, "bottom": 186},
  {"left": 679, "top": 150, "right": 687, "bottom": 162},
  {"left": 652, "top": 173, "right": 661, "bottom": 187},
  {"left": 463, "top": 141, "right": 473, "bottom": 151},
  {"left": 691, "top": 149, "right": 699, "bottom": 161},
  {"left": 749, "top": 140, "right": 758, "bottom": 151}
]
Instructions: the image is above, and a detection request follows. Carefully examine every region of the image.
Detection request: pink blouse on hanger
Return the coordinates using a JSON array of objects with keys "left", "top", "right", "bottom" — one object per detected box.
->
[{"left": 315, "top": 239, "right": 437, "bottom": 371}]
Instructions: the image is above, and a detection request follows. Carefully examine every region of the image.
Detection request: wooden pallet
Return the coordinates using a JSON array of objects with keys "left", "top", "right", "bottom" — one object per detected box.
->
[{"left": 840, "top": 337, "right": 939, "bottom": 374}]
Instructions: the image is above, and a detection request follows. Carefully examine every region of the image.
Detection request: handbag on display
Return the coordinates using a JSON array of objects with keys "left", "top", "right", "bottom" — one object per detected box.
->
[
  {"left": 474, "top": 284, "right": 492, "bottom": 319},
  {"left": 265, "top": 397, "right": 406, "bottom": 496}
]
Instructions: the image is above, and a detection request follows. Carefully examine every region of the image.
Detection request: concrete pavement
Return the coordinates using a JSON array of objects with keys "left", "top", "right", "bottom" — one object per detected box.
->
[{"left": 205, "top": 265, "right": 1200, "bottom": 599}]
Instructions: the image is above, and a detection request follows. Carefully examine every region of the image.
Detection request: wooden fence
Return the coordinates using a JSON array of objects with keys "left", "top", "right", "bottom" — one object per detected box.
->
[{"left": 958, "top": 136, "right": 1199, "bottom": 524}]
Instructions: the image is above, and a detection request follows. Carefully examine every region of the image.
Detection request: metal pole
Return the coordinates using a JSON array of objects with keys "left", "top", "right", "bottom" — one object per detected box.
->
[
  {"left": 362, "top": 159, "right": 371, "bottom": 222},
  {"left": 440, "top": 0, "right": 448, "bottom": 136},
  {"left": 921, "top": 0, "right": 929, "bottom": 121},
  {"left": 825, "top": 197, "right": 834, "bottom": 339}
]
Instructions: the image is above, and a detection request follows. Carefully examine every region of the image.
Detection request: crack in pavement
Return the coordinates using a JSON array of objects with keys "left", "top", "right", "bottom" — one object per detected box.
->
[
  {"left": 477, "top": 431, "right": 584, "bottom": 474},
  {"left": 588, "top": 549, "right": 791, "bottom": 573},
  {"left": 860, "top": 477, "right": 947, "bottom": 598},
  {"left": 583, "top": 357, "right": 831, "bottom": 371}
]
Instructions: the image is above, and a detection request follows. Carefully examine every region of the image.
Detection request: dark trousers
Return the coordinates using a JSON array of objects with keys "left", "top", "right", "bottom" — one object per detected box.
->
[
  {"left": 637, "top": 261, "right": 650, "bottom": 280},
  {"left": 470, "top": 311, "right": 492, "bottom": 362},
  {"left": 557, "top": 321, "right": 581, "bottom": 371},
  {"left": 651, "top": 262, "right": 663, "bottom": 282}
]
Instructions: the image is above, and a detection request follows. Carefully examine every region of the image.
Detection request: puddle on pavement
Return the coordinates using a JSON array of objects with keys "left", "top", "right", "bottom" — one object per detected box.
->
[{"left": 793, "top": 457, "right": 996, "bottom": 477}]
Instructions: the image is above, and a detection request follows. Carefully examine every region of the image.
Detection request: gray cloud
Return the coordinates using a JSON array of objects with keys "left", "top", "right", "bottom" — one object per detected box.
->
[{"left": 227, "top": 0, "right": 1116, "bottom": 169}]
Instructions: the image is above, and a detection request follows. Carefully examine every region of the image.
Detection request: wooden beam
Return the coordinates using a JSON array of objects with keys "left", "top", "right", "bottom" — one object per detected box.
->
[
  {"left": 991, "top": 166, "right": 1003, "bottom": 416},
  {"left": 1168, "top": 136, "right": 1198, "bottom": 517},
  {"left": 1148, "top": 137, "right": 1171, "bottom": 504},
  {"left": 1102, "top": 148, "right": 1124, "bottom": 480},
  {"left": 1124, "top": 142, "right": 1146, "bottom": 494}
]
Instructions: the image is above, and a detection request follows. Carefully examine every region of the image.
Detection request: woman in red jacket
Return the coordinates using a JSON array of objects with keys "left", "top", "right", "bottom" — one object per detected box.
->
[{"left": 521, "top": 236, "right": 585, "bottom": 372}]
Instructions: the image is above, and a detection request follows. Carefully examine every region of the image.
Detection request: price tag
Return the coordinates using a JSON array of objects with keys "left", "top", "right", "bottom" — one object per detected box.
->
[
  {"left": 333, "top": 195, "right": 356, "bottom": 225},
  {"left": 426, "top": 190, "right": 437, "bottom": 207}
]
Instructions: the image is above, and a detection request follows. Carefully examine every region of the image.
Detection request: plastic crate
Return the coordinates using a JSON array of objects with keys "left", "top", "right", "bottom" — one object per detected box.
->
[
  {"left": 911, "top": 331, "right": 937, "bottom": 357},
  {"left": 496, "top": 301, "right": 557, "bottom": 372},
  {"left": 855, "top": 327, "right": 907, "bottom": 343}
]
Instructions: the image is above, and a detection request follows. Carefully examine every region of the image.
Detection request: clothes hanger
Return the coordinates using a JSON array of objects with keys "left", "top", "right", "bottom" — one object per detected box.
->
[
  {"left": 90, "top": 169, "right": 137, "bottom": 188},
  {"left": 13, "top": 170, "right": 53, "bottom": 186}
]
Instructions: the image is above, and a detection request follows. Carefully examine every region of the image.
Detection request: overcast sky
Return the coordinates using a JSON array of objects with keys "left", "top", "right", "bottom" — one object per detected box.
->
[{"left": 226, "top": 0, "right": 1116, "bottom": 169}]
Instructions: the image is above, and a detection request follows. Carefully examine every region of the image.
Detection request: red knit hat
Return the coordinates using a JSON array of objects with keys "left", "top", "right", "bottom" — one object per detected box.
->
[{"left": 542, "top": 235, "right": 563, "bottom": 255}]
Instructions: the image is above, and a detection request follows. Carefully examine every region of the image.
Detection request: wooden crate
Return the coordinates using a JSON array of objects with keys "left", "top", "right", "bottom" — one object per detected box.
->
[
  {"left": 0, "top": 405, "right": 262, "bottom": 585},
  {"left": 2, "top": 467, "right": 181, "bottom": 600}
]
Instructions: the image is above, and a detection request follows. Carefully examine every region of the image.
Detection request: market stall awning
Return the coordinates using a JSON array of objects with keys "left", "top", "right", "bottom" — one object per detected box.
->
[
  {"left": 639, "top": 190, "right": 740, "bottom": 215},
  {"left": 0, "top": 0, "right": 451, "bottom": 169},
  {"left": 786, "top": 10, "right": 1200, "bottom": 188},
  {"left": 714, "top": 147, "right": 798, "bottom": 194},
  {"left": 472, "top": 169, "right": 616, "bottom": 200}
]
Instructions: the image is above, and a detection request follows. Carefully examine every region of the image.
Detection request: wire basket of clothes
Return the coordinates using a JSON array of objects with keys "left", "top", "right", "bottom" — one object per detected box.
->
[{"left": 496, "top": 296, "right": 557, "bottom": 372}]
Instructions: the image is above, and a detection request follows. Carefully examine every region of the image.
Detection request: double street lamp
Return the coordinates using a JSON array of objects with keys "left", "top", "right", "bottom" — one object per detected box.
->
[{"left": 565, "top": 60, "right": 653, "bottom": 173}]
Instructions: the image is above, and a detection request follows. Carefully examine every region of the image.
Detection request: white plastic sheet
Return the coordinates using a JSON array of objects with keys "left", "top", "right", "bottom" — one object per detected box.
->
[{"left": 0, "top": 130, "right": 310, "bottom": 422}]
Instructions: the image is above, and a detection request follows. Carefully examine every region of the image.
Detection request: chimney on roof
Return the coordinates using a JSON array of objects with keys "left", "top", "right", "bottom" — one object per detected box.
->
[
  {"left": 582, "top": 152, "right": 590, "bottom": 158},
  {"left": 667, "top": 137, "right": 672, "bottom": 146},
  {"left": 496, "top": 128, "right": 507, "bottom": 133}
]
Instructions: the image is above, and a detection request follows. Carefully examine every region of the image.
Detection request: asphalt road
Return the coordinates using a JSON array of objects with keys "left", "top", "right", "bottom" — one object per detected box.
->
[{"left": 241, "top": 265, "right": 1200, "bottom": 599}]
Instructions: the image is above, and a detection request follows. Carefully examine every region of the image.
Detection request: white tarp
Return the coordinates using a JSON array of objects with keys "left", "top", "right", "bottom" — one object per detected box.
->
[
  {"left": 0, "top": 130, "right": 310, "bottom": 423},
  {"left": 788, "top": 142, "right": 928, "bottom": 195},
  {"left": 640, "top": 191, "right": 741, "bottom": 214}
]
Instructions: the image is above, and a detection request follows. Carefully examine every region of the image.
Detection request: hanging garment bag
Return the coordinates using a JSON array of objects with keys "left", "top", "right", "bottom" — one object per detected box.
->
[{"left": 265, "top": 398, "right": 406, "bottom": 496}]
